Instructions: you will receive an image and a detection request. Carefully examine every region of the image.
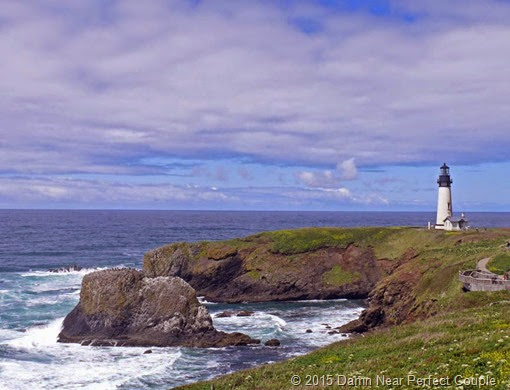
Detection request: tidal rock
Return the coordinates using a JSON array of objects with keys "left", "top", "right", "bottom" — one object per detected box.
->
[
  {"left": 264, "top": 339, "right": 281, "bottom": 347},
  {"left": 306, "top": 329, "right": 313, "bottom": 333},
  {"left": 214, "top": 310, "right": 254, "bottom": 318},
  {"left": 215, "top": 311, "right": 234, "bottom": 318},
  {"left": 58, "top": 268, "right": 259, "bottom": 348},
  {"left": 49, "top": 264, "right": 82, "bottom": 273},
  {"left": 336, "top": 307, "right": 385, "bottom": 334},
  {"left": 143, "top": 349, "right": 152, "bottom": 354},
  {"left": 237, "top": 310, "right": 254, "bottom": 317}
]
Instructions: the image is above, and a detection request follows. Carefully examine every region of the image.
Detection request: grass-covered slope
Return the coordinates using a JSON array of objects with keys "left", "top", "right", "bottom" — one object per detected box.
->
[
  {"left": 488, "top": 253, "right": 510, "bottom": 275},
  {"left": 178, "top": 302, "right": 510, "bottom": 389},
  {"left": 171, "top": 227, "right": 510, "bottom": 389},
  {"left": 261, "top": 227, "right": 397, "bottom": 255}
]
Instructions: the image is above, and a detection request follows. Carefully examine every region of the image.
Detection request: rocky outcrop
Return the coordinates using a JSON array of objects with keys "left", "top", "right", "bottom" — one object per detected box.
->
[
  {"left": 215, "top": 310, "right": 254, "bottom": 318},
  {"left": 49, "top": 264, "right": 83, "bottom": 273},
  {"left": 143, "top": 241, "right": 388, "bottom": 303},
  {"left": 58, "top": 269, "right": 259, "bottom": 348},
  {"left": 338, "top": 259, "right": 433, "bottom": 333},
  {"left": 264, "top": 339, "right": 281, "bottom": 347}
]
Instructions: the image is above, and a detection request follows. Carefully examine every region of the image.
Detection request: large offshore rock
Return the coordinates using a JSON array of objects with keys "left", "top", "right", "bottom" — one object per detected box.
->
[{"left": 58, "top": 269, "right": 258, "bottom": 347}]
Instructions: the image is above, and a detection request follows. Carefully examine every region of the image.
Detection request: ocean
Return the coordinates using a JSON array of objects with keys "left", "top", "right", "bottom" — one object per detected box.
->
[{"left": 0, "top": 210, "right": 508, "bottom": 389}]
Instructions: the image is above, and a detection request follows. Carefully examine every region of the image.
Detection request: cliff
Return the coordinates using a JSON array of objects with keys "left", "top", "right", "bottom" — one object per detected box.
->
[
  {"left": 143, "top": 227, "right": 409, "bottom": 303},
  {"left": 58, "top": 269, "right": 258, "bottom": 347}
]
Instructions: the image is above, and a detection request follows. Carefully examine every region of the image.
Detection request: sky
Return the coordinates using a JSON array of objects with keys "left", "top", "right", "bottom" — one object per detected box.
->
[{"left": 0, "top": 0, "right": 509, "bottom": 211}]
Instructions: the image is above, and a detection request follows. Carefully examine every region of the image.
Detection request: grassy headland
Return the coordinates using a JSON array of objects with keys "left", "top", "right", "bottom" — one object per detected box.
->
[{"left": 170, "top": 227, "right": 510, "bottom": 389}]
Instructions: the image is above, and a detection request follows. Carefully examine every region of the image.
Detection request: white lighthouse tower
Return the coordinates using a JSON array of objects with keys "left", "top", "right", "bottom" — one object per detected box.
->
[
  {"left": 435, "top": 163, "right": 453, "bottom": 229},
  {"left": 434, "top": 163, "right": 468, "bottom": 231}
]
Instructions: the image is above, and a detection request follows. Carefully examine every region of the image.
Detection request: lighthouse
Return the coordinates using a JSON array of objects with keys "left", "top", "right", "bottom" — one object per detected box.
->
[
  {"left": 434, "top": 163, "right": 468, "bottom": 231},
  {"left": 435, "top": 163, "right": 453, "bottom": 229}
]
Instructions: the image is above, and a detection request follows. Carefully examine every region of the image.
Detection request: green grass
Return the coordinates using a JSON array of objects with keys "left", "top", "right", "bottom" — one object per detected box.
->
[
  {"left": 246, "top": 270, "right": 261, "bottom": 280},
  {"left": 323, "top": 265, "right": 360, "bottom": 287},
  {"left": 262, "top": 227, "right": 401, "bottom": 255},
  {"left": 488, "top": 253, "right": 510, "bottom": 275},
  {"left": 177, "top": 303, "right": 510, "bottom": 390}
]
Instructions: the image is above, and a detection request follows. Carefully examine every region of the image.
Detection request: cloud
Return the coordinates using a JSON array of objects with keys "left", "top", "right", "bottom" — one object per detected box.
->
[
  {"left": 0, "top": 176, "right": 232, "bottom": 207},
  {"left": 337, "top": 158, "right": 357, "bottom": 180},
  {"left": 0, "top": 175, "right": 391, "bottom": 210},
  {"left": 297, "top": 170, "right": 337, "bottom": 188},
  {"left": 0, "top": 0, "right": 509, "bottom": 179},
  {"left": 0, "top": 1, "right": 509, "bottom": 209},
  {"left": 297, "top": 158, "right": 358, "bottom": 188}
]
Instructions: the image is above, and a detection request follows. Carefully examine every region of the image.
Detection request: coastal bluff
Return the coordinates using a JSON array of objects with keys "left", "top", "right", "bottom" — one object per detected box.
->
[
  {"left": 58, "top": 269, "right": 258, "bottom": 347},
  {"left": 144, "top": 227, "right": 510, "bottom": 333},
  {"left": 143, "top": 227, "right": 404, "bottom": 303}
]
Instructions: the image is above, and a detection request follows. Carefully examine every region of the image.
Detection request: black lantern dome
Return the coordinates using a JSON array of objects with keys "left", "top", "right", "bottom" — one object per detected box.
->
[{"left": 437, "top": 163, "right": 452, "bottom": 187}]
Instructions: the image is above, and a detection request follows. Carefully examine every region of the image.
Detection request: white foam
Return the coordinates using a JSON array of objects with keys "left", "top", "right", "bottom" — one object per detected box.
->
[
  {"left": 1, "top": 319, "right": 183, "bottom": 390},
  {"left": 6, "top": 317, "right": 63, "bottom": 349},
  {"left": 0, "top": 284, "right": 365, "bottom": 389},
  {"left": 213, "top": 311, "right": 288, "bottom": 339},
  {"left": 21, "top": 266, "right": 110, "bottom": 278},
  {"left": 0, "top": 347, "right": 182, "bottom": 390},
  {"left": 294, "top": 298, "right": 347, "bottom": 303},
  {"left": 26, "top": 294, "right": 74, "bottom": 307},
  {"left": 197, "top": 296, "right": 218, "bottom": 305},
  {"left": 0, "top": 328, "right": 23, "bottom": 342},
  {"left": 264, "top": 313, "right": 287, "bottom": 328},
  {"left": 284, "top": 305, "right": 364, "bottom": 347}
]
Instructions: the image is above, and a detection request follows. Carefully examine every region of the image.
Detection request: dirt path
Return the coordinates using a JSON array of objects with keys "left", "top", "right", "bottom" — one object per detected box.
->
[{"left": 477, "top": 257, "right": 492, "bottom": 273}]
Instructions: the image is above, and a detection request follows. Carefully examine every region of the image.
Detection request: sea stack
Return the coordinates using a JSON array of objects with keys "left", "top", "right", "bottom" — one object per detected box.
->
[{"left": 58, "top": 268, "right": 259, "bottom": 348}]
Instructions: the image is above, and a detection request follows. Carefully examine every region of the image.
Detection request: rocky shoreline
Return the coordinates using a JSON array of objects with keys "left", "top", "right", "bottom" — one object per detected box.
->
[{"left": 62, "top": 227, "right": 505, "bottom": 349}]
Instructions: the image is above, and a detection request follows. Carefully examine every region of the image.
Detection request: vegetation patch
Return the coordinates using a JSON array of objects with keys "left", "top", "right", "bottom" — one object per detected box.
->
[
  {"left": 245, "top": 269, "right": 261, "bottom": 280},
  {"left": 204, "top": 243, "right": 238, "bottom": 260},
  {"left": 323, "top": 265, "right": 360, "bottom": 287},
  {"left": 264, "top": 227, "right": 399, "bottom": 255},
  {"left": 488, "top": 253, "right": 510, "bottom": 275}
]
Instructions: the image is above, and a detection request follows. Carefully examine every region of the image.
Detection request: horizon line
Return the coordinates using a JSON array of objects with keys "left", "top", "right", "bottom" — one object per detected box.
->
[{"left": 0, "top": 208, "right": 509, "bottom": 213}]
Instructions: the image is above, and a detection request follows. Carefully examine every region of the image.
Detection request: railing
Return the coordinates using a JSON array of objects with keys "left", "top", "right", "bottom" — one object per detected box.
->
[{"left": 459, "top": 270, "right": 510, "bottom": 291}]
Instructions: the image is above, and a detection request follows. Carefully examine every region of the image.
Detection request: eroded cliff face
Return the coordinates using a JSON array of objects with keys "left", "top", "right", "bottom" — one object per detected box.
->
[
  {"left": 58, "top": 269, "right": 258, "bottom": 347},
  {"left": 338, "top": 257, "right": 422, "bottom": 333},
  {"left": 143, "top": 241, "right": 390, "bottom": 303},
  {"left": 143, "top": 228, "right": 510, "bottom": 334}
]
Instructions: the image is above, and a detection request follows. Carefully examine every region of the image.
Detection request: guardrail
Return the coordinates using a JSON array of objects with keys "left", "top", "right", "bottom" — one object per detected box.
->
[{"left": 459, "top": 270, "right": 510, "bottom": 291}]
